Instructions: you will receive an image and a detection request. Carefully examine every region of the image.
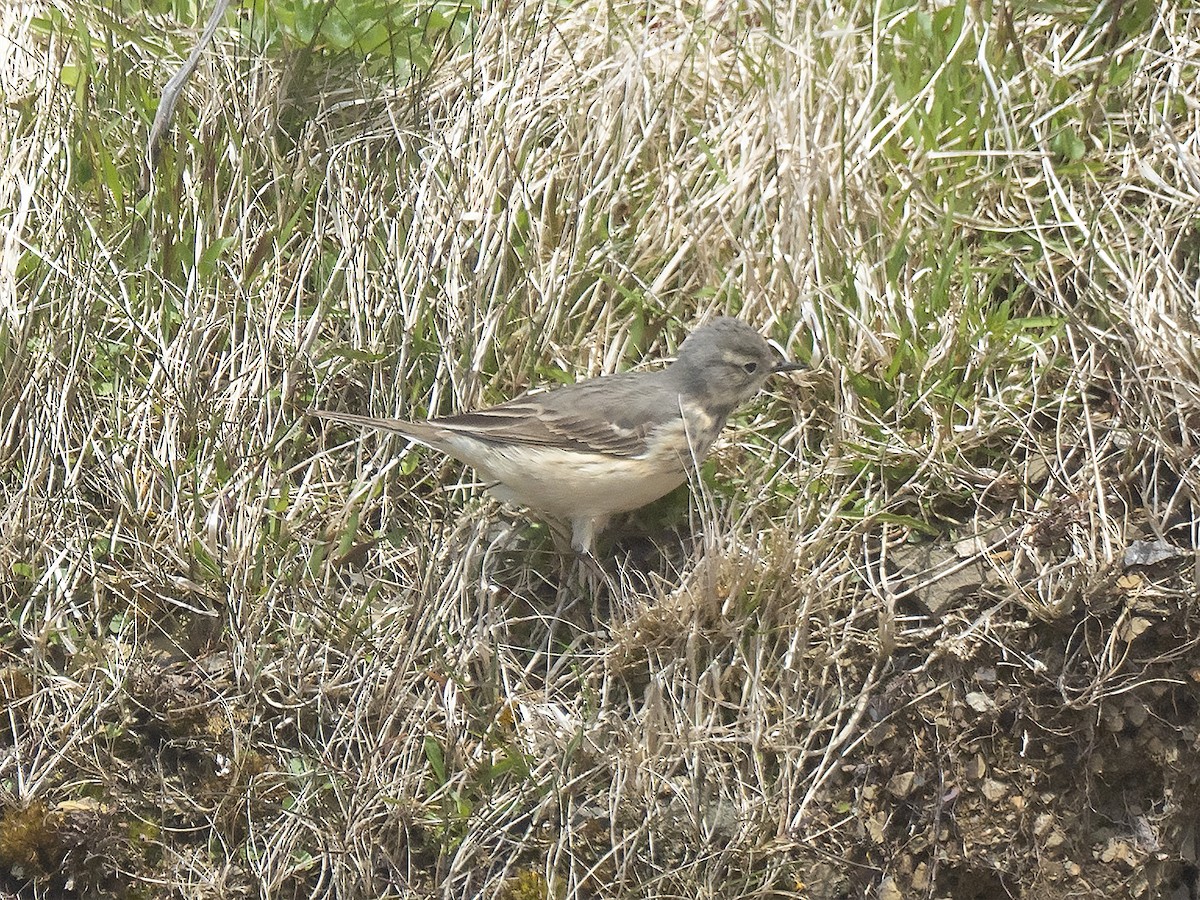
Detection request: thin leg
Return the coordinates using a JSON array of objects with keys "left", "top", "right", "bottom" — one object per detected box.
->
[
  {"left": 570, "top": 516, "right": 597, "bottom": 555},
  {"left": 574, "top": 547, "right": 620, "bottom": 606}
]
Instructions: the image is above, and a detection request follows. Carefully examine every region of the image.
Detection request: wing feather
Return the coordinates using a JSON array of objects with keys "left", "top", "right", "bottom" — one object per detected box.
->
[
  {"left": 432, "top": 372, "right": 681, "bottom": 458},
  {"left": 313, "top": 370, "right": 686, "bottom": 459}
]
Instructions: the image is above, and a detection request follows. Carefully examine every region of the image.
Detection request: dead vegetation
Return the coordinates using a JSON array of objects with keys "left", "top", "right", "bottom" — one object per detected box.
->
[{"left": 2, "top": 0, "right": 1200, "bottom": 897}]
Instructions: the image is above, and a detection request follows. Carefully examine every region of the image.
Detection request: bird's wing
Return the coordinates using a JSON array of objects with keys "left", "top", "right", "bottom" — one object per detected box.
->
[
  {"left": 434, "top": 373, "right": 681, "bottom": 459},
  {"left": 435, "top": 402, "right": 650, "bottom": 457},
  {"left": 310, "top": 372, "right": 686, "bottom": 459}
]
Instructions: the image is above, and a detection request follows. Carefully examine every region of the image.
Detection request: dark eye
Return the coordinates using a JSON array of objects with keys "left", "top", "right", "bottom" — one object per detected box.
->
[{"left": 743, "top": 362, "right": 759, "bottom": 374}]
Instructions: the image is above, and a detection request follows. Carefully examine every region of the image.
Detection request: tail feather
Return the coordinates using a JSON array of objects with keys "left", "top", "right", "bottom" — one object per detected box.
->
[{"left": 308, "top": 408, "right": 440, "bottom": 444}]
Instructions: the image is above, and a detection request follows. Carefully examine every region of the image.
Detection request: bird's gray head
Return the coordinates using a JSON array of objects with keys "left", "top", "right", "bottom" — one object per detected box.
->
[{"left": 671, "top": 317, "right": 804, "bottom": 416}]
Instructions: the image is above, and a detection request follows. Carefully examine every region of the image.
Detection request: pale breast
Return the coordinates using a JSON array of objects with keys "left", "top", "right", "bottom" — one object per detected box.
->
[
  {"left": 469, "top": 444, "right": 689, "bottom": 517},
  {"left": 433, "top": 399, "right": 727, "bottom": 519}
]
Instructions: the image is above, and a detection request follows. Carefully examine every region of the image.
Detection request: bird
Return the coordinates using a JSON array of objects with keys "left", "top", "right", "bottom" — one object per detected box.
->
[{"left": 311, "top": 317, "right": 805, "bottom": 555}]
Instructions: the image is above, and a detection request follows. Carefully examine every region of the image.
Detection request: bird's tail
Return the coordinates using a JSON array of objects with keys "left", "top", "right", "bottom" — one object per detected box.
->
[{"left": 307, "top": 408, "right": 441, "bottom": 444}]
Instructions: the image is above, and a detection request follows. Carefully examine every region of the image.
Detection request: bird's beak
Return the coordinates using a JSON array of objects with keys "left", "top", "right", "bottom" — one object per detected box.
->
[{"left": 772, "top": 359, "right": 807, "bottom": 374}]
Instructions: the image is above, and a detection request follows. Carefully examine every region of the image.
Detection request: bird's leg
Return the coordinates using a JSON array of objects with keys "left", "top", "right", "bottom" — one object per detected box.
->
[
  {"left": 571, "top": 547, "right": 620, "bottom": 607},
  {"left": 569, "top": 516, "right": 598, "bottom": 556},
  {"left": 533, "top": 515, "right": 615, "bottom": 604}
]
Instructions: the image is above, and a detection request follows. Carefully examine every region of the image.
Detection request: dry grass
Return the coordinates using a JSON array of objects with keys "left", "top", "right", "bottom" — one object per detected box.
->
[{"left": 2, "top": 0, "right": 1200, "bottom": 897}]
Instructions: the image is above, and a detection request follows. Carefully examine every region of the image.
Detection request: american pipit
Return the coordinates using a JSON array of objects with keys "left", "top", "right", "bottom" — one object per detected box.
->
[{"left": 312, "top": 317, "right": 804, "bottom": 554}]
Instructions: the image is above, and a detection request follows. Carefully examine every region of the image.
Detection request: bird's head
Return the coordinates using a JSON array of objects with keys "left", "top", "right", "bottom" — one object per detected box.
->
[{"left": 672, "top": 317, "right": 804, "bottom": 413}]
